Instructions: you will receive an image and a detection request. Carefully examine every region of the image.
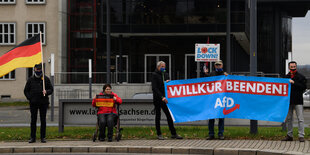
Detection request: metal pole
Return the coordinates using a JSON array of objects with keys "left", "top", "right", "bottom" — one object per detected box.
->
[
  {"left": 89, "top": 59, "right": 92, "bottom": 99},
  {"left": 226, "top": 0, "right": 231, "bottom": 73},
  {"left": 100, "top": 0, "right": 104, "bottom": 34},
  {"left": 50, "top": 53, "right": 55, "bottom": 121},
  {"left": 250, "top": 0, "right": 258, "bottom": 134},
  {"left": 58, "top": 101, "right": 64, "bottom": 133},
  {"left": 106, "top": 0, "right": 111, "bottom": 83},
  {"left": 119, "top": 35, "right": 123, "bottom": 83}
]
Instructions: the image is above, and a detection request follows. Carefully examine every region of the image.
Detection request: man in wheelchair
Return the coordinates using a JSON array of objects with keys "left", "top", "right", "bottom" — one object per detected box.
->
[{"left": 92, "top": 84, "right": 122, "bottom": 142}]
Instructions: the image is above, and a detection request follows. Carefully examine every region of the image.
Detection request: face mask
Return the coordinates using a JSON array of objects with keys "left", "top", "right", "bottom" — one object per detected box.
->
[
  {"left": 160, "top": 67, "right": 166, "bottom": 72},
  {"left": 215, "top": 68, "right": 223, "bottom": 72},
  {"left": 35, "top": 71, "right": 42, "bottom": 77},
  {"left": 290, "top": 69, "right": 296, "bottom": 72}
]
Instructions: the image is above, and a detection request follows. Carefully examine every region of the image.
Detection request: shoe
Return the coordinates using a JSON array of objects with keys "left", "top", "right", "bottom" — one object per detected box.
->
[
  {"left": 41, "top": 138, "right": 46, "bottom": 143},
  {"left": 206, "top": 136, "right": 215, "bottom": 140},
  {"left": 299, "top": 137, "right": 305, "bottom": 142},
  {"left": 28, "top": 138, "right": 36, "bottom": 143},
  {"left": 108, "top": 138, "right": 112, "bottom": 142},
  {"left": 281, "top": 135, "right": 293, "bottom": 141},
  {"left": 157, "top": 135, "right": 165, "bottom": 140},
  {"left": 99, "top": 138, "right": 105, "bottom": 142},
  {"left": 219, "top": 136, "right": 225, "bottom": 140},
  {"left": 171, "top": 134, "right": 183, "bottom": 139}
]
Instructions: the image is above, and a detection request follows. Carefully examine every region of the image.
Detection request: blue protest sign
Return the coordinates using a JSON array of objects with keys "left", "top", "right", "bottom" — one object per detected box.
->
[{"left": 165, "top": 75, "right": 291, "bottom": 123}]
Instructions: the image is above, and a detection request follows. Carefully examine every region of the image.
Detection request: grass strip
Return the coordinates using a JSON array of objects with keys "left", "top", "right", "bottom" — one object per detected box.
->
[
  {"left": 0, "top": 126, "right": 308, "bottom": 141},
  {"left": 0, "top": 102, "right": 28, "bottom": 107}
]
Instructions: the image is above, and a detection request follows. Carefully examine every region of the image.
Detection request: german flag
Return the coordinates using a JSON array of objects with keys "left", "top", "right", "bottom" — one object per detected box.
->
[{"left": 0, "top": 34, "right": 42, "bottom": 77}]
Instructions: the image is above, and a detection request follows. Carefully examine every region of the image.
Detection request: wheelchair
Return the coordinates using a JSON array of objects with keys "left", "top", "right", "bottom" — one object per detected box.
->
[{"left": 92, "top": 96, "right": 123, "bottom": 142}]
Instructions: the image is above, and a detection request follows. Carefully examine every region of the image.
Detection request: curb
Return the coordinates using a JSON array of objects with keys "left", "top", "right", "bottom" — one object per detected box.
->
[{"left": 1, "top": 146, "right": 309, "bottom": 154}]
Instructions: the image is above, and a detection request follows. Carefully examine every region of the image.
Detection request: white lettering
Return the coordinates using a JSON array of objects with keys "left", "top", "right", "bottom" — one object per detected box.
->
[
  {"left": 234, "top": 81, "right": 239, "bottom": 91},
  {"left": 246, "top": 83, "right": 256, "bottom": 92},
  {"left": 169, "top": 86, "right": 182, "bottom": 96},
  {"left": 206, "top": 83, "right": 214, "bottom": 92},
  {"left": 215, "top": 82, "right": 222, "bottom": 92},
  {"left": 226, "top": 81, "right": 233, "bottom": 91},
  {"left": 198, "top": 84, "right": 206, "bottom": 94},
  {"left": 186, "top": 85, "right": 192, "bottom": 95},
  {"left": 273, "top": 84, "right": 282, "bottom": 94},
  {"left": 240, "top": 82, "right": 246, "bottom": 92},
  {"left": 192, "top": 85, "right": 198, "bottom": 94},
  {"left": 215, "top": 98, "right": 223, "bottom": 108},
  {"left": 226, "top": 97, "right": 234, "bottom": 107},
  {"left": 257, "top": 83, "right": 265, "bottom": 93},
  {"left": 265, "top": 84, "right": 271, "bottom": 94}
]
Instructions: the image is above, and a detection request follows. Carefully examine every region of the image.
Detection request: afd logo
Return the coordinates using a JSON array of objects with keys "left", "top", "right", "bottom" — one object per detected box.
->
[
  {"left": 214, "top": 96, "right": 240, "bottom": 115},
  {"left": 197, "top": 47, "right": 218, "bottom": 54}
]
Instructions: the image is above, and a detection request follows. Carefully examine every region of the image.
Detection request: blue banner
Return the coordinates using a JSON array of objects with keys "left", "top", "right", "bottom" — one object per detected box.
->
[{"left": 165, "top": 75, "right": 291, "bottom": 123}]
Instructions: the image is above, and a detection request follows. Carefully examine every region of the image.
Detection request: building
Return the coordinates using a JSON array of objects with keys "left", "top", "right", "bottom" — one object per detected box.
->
[
  {"left": 1, "top": 0, "right": 310, "bottom": 102},
  {"left": 0, "top": 0, "right": 63, "bottom": 101}
]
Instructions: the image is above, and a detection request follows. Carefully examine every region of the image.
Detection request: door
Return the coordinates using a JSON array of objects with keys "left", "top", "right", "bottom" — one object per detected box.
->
[
  {"left": 185, "top": 54, "right": 202, "bottom": 79},
  {"left": 116, "top": 55, "right": 128, "bottom": 83}
]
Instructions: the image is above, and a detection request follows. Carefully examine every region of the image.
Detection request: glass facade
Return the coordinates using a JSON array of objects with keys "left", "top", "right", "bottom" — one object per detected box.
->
[
  {"left": 101, "top": 0, "right": 245, "bottom": 33},
  {"left": 68, "top": 0, "right": 97, "bottom": 83},
  {"left": 67, "top": 0, "right": 299, "bottom": 83}
]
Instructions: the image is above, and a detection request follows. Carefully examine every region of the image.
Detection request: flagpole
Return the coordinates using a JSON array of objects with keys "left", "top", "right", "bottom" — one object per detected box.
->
[{"left": 39, "top": 31, "right": 46, "bottom": 96}]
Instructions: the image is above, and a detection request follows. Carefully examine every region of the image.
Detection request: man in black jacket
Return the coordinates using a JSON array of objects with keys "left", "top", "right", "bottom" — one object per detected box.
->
[
  {"left": 151, "top": 61, "right": 182, "bottom": 140},
  {"left": 24, "top": 63, "right": 53, "bottom": 143},
  {"left": 206, "top": 60, "right": 228, "bottom": 140},
  {"left": 282, "top": 61, "right": 307, "bottom": 142}
]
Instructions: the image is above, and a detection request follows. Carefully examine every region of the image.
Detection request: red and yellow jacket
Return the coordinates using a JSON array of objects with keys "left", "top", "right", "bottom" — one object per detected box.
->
[{"left": 92, "top": 92, "right": 122, "bottom": 114}]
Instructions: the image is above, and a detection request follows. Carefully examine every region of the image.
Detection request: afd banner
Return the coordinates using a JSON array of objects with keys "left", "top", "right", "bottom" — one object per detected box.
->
[{"left": 165, "top": 75, "right": 291, "bottom": 123}]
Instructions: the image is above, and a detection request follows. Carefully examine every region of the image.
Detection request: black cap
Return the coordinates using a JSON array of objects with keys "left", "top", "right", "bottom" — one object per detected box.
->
[{"left": 34, "top": 63, "right": 42, "bottom": 70}]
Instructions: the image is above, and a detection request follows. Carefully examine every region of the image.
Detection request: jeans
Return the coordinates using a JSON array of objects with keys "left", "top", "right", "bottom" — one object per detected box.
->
[
  {"left": 98, "top": 113, "right": 117, "bottom": 139},
  {"left": 287, "top": 104, "right": 304, "bottom": 138},
  {"left": 208, "top": 118, "right": 224, "bottom": 137},
  {"left": 30, "top": 103, "right": 48, "bottom": 139},
  {"left": 154, "top": 100, "right": 176, "bottom": 136}
]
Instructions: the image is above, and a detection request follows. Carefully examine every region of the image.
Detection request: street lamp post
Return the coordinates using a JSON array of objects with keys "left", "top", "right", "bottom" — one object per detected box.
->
[{"left": 250, "top": 0, "right": 258, "bottom": 134}]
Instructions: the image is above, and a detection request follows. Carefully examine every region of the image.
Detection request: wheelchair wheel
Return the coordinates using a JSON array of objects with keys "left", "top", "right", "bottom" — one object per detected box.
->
[
  {"left": 116, "top": 128, "right": 123, "bottom": 141},
  {"left": 92, "top": 132, "right": 97, "bottom": 142},
  {"left": 116, "top": 133, "right": 120, "bottom": 141}
]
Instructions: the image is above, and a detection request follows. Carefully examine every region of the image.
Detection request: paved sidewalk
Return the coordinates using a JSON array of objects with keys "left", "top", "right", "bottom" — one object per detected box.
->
[{"left": 0, "top": 140, "right": 309, "bottom": 154}]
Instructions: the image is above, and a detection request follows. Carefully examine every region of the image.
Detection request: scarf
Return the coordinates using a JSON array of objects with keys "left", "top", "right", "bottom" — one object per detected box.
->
[{"left": 290, "top": 70, "right": 297, "bottom": 79}]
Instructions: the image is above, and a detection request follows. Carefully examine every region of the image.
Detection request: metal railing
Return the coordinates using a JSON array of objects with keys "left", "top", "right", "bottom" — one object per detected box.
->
[
  {"left": 230, "top": 72, "right": 280, "bottom": 78},
  {"left": 54, "top": 72, "right": 153, "bottom": 84},
  {"left": 54, "top": 72, "right": 281, "bottom": 84}
]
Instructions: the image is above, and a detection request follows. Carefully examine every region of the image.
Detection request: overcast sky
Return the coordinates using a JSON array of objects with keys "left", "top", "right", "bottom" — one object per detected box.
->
[{"left": 292, "top": 10, "right": 310, "bottom": 65}]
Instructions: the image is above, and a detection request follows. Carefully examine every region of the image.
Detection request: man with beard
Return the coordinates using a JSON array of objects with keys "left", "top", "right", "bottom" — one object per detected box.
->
[{"left": 282, "top": 61, "right": 307, "bottom": 142}]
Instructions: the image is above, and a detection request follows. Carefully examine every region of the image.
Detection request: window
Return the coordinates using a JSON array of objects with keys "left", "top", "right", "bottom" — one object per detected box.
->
[
  {"left": 0, "top": 70, "right": 15, "bottom": 80},
  {"left": 26, "top": 0, "right": 45, "bottom": 4},
  {"left": 26, "top": 22, "right": 46, "bottom": 44},
  {"left": 0, "top": 0, "right": 15, "bottom": 4},
  {"left": 0, "top": 23, "right": 16, "bottom": 45}
]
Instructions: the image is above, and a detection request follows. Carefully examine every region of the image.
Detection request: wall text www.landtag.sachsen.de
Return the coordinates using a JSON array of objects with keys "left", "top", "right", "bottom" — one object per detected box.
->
[{"left": 69, "top": 108, "right": 155, "bottom": 116}]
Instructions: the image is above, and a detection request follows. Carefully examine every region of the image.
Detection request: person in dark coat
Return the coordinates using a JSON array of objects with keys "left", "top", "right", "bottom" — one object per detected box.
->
[
  {"left": 24, "top": 63, "right": 53, "bottom": 143},
  {"left": 282, "top": 61, "right": 307, "bottom": 142},
  {"left": 151, "top": 61, "right": 183, "bottom": 140},
  {"left": 205, "top": 60, "right": 228, "bottom": 140}
]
